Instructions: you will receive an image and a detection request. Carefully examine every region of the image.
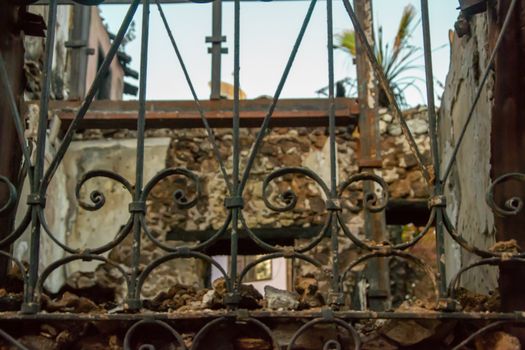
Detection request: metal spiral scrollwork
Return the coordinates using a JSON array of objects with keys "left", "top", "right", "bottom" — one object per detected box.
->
[
  {"left": 192, "top": 317, "right": 280, "bottom": 350},
  {"left": 0, "top": 176, "right": 17, "bottom": 216},
  {"left": 123, "top": 320, "right": 188, "bottom": 350},
  {"left": 36, "top": 170, "right": 135, "bottom": 255},
  {"left": 36, "top": 254, "right": 131, "bottom": 298},
  {"left": 262, "top": 167, "right": 330, "bottom": 212},
  {"left": 0, "top": 176, "right": 29, "bottom": 248},
  {"left": 286, "top": 317, "right": 361, "bottom": 350},
  {"left": 243, "top": 167, "right": 331, "bottom": 253},
  {"left": 338, "top": 173, "right": 389, "bottom": 214},
  {"left": 341, "top": 250, "right": 440, "bottom": 308},
  {"left": 486, "top": 172, "right": 525, "bottom": 217},
  {"left": 140, "top": 168, "right": 201, "bottom": 210},
  {"left": 3, "top": 0, "right": 525, "bottom": 344},
  {"left": 75, "top": 170, "right": 134, "bottom": 211},
  {"left": 447, "top": 257, "right": 525, "bottom": 301},
  {"left": 323, "top": 339, "right": 342, "bottom": 350},
  {"left": 138, "top": 167, "right": 225, "bottom": 252}
]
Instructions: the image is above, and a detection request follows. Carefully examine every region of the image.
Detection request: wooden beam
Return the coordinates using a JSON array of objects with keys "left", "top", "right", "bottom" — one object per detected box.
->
[{"left": 36, "top": 98, "right": 359, "bottom": 130}]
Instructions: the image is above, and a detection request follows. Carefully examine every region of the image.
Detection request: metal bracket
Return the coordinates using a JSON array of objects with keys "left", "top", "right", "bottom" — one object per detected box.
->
[
  {"left": 224, "top": 292, "right": 241, "bottom": 306},
  {"left": 64, "top": 40, "right": 88, "bottom": 49},
  {"left": 321, "top": 307, "right": 335, "bottom": 320},
  {"left": 205, "top": 35, "right": 227, "bottom": 44},
  {"left": 224, "top": 196, "right": 244, "bottom": 209},
  {"left": 129, "top": 201, "right": 146, "bottom": 213},
  {"left": 428, "top": 195, "right": 447, "bottom": 208},
  {"left": 236, "top": 309, "right": 250, "bottom": 322},
  {"left": 358, "top": 158, "right": 383, "bottom": 170},
  {"left": 282, "top": 247, "right": 295, "bottom": 258},
  {"left": 27, "top": 194, "right": 46, "bottom": 207},
  {"left": 326, "top": 198, "right": 342, "bottom": 211},
  {"left": 178, "top": 247, "right": 191, "bottom": 256},
  {"left": 207, "top": 47, "right": 229, "bottom": 54}
]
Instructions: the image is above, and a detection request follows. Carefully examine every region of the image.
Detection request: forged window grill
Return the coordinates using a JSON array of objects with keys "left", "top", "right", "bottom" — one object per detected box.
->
[{"left": 0, "top": 0, "right": 523, "bottom": 348}]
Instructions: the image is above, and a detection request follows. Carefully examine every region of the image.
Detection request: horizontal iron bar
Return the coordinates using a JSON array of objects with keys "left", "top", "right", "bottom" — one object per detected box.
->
[
  {"left": 34, "top": 98, "right": 359, "bottom": 130},
  {"left": 0, "top": 310, "right": 524, "bottom": 321}
]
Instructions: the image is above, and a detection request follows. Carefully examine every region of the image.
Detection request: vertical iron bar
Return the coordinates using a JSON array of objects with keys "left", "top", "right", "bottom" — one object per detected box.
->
[
  {"left": 41, "top": 0, "right": 140, "bottom": 191},
  {"left": 23, "top": 0, "right": 58, "bottom": 314},
  {"left": 326, "top": 0, "right": 342, "bottom": 307},
  {"left": 420, "top": 0, "right": 446, "bottom": 295},
  {"left": 341, "top": 0, "right": 431, "bottom": 185},
  {"left": 353, "top": 0, "right": 389, "bottom": 311},
  {"left": 128, "top": 0, "right": 150, "bottom": 310},
  {"left": 228, "top": 0, "right": 241, "bottom": 307},
  {"left": 239, "top": 0, "right": 317, "bottom": 194},
  {"left": 210, "top": 0, "right": 223, "bottom": 100},
  {"left": 156, "top": 0, "right": 233, "bottom": 193}
]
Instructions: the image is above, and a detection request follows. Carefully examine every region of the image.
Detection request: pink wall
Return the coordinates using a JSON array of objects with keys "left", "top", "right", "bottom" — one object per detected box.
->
[{"left": 85, "top": 7, "right": 124, "bottom": 100}]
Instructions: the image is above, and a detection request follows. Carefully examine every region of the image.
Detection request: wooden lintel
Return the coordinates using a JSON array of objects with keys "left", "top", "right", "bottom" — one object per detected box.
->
[{"left": 32, "top": 98, "right": 359, "bottom": 130}]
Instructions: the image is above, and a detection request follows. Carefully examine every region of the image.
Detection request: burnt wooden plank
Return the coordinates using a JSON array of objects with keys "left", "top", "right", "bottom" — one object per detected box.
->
[{"left": 33, "top": 98, "right": 359, "bottom": 130}]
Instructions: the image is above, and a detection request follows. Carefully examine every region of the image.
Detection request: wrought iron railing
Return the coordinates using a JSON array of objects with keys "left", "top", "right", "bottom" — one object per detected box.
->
[{"left": 0, "top": 0, "right": 524, "bottom": 348}]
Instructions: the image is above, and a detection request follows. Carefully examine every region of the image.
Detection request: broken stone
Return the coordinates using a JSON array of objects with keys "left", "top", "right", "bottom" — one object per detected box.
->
[
  {"left": 387, "top": 124, "right": 402, "bottom": 136},
  {"left": 407, "top": 119, "right": 428, "bottom": 135},
  {"left": 201, "top": 289, "right": 215, "bottom": 309},
  {"left": 474, "top": 331, "right": 521, "bottom": 350},
  {"left": 295, "top": 274, "right": 324, "bottom": 309},
  {"left": 210, "top": 278, "right": 263, "bottom": 309},
  {"left": 456, "top": 288, "right": 500, "bottom": 312},
  {"left": 379, "top": 120, "right": 388, "bottom": 134},
  {"left": 489, "top": 239, "right": 521, "bottom": 254},
  {"left": 389, "top": 179, "right": 412, "bottom": 198},
  {"left": 381, "top": 113, "right": 394, "bottom": 123},
  {"left": 264, "top": 286, "right": 299, "bottom": 310},
  {"left": 143, "top": 284, "right": 209, "bottom": 312},
  {"left": 41, "top": 291, "right": 101, "bottom": 313}
]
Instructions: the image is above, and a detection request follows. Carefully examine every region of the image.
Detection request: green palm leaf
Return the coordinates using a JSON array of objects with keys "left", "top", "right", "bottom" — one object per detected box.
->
[{"left": 335, "top": 4, "right": 420, "bottom": 108}]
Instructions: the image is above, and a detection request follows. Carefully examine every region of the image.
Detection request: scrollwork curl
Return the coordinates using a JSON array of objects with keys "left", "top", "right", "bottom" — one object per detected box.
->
[
  {"left": 323, "top": 339, "right": 342, "bottom": 350},
  {"left": 0, "top": 176, "right": 17, "bottom": 215},
  {"left": 123, "top": 320, "right": 187, "bottom": 350},
  {"left": 338, "top": 172, "right": 389, "bottom": 213},
  {"left": 141, "top": 168, "right": 200, "bottom": 210},
  {"left": 75, "top": 170, "right": 133, "bottom": 211},
  {"left": 286, "top": 318, "right": 361, "bottom": 350},
  {"left": 262, "top": 167, "right": 330, "bottom": 212},
  {"left": 486, "top": 172, "right": 525, "bottom": 217}
]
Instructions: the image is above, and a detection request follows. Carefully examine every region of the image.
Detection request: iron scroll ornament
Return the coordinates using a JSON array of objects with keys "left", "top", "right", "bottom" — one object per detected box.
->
[{"left": 0, "top": 176, "right": 17, "bottom": 216}]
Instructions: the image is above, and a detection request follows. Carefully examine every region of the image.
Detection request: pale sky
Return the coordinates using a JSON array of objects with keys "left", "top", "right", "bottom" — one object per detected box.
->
[{"left": 100, "top": 0, "right": 458, "bottom": 106}]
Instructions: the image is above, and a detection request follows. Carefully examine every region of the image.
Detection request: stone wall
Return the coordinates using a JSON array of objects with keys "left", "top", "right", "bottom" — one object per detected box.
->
[
  {"left": 13, "top": 101, "right": 433, "bottom": 301},
  {"left": 35, "top": 107, "right": 431, "bottom": 300}
]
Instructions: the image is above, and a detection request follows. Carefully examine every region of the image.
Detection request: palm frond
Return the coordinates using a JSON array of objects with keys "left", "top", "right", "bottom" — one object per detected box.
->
[
  {"left": 335, "top": 30, "right": 357, "bottom": 57},
  {"left": 393, "top": 4, "right": 417, "bottom": 55},
  {"left": 334, "top": 3, "right": 424, "bottom": 107}
]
